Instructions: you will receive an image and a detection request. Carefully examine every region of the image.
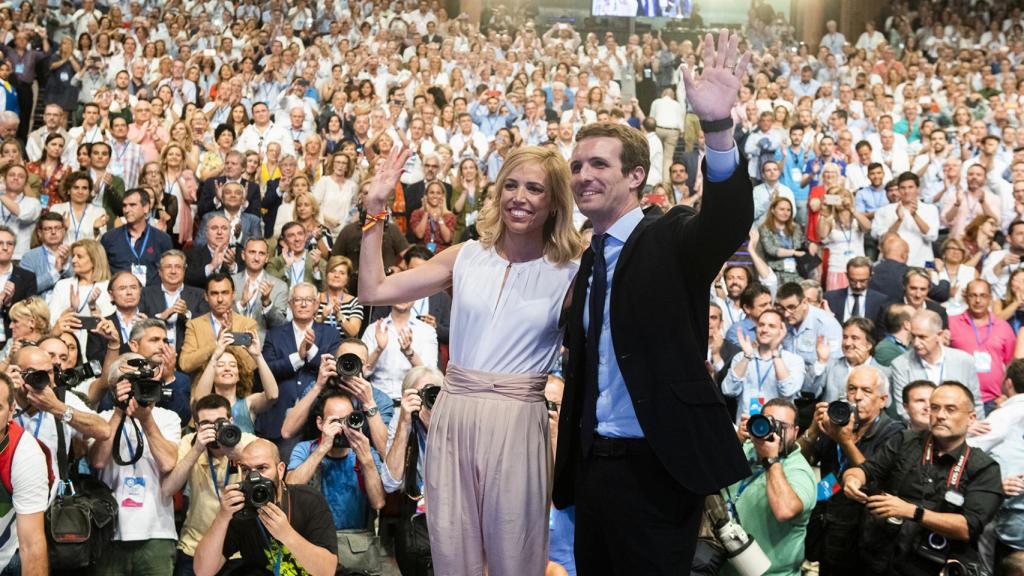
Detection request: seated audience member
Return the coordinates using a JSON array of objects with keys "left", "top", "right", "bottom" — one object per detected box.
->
[
  {"left": 823, "top": 256, "right": 890, "bottom": 323},
  {"left": 842, "top": 383, "right": 1004, "bottom": 576},
  {"left": 193, "top": 439, "right": 338, "bottom": 576},
  {"left": 139, "top": 250, "right": 209, "bottom": 352},
  {"left": 806, "top": 317, "right": 882, "bottom": 403},
  {"left": 777, "top": 281, "right": 843, "bottom": 376},
  {"left": 18, "top": 212, "right": 72, "bottom": 300},
  {"left": 725, "top": 282, "right": 773, "bottom": 345},
  {"left": 233, "top": 238, "right": 289, "bottom": 340}
]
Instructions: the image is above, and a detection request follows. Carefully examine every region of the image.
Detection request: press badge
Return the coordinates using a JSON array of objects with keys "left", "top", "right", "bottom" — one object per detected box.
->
[
  {"left": 783, "top": 258, "right": 797, "bottom": 273},
  {"left": 945, "top": 490, "right": 965, "bottom": 507},
  {"left": 974, "top": 351, "right": 992, "bottom": 374},
  {"left": 121, "top": 476, "right": 146, "bottom": 508},
  {"left": 13, "top": 63, "right": 23, "bottom": 75},
  {"left": 749, "top": 397, "right": 765, "bottom": 416},
  {"left": 59, "top": 72, "right": 69, "bottom": 82},
  {"left": 791, "top": 168, "right": 803, "bottom": 182},
  {"left": 132, "top": 265, "right": 148, "bottom": 287},
  {"left": 817, "top": 473, "right": 841, "bottom": 501}
]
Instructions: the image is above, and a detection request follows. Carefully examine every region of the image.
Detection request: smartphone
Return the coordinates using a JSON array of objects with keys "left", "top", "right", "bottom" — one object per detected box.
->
[
  {"left": 229, "top": 332, "right": 253, "bottom": 347},
  {"left": 646, "top": 193, "right": 667, "bottom": 206},
  {"left": 76, "top": 315, "right": 100, "bottom": 330}
]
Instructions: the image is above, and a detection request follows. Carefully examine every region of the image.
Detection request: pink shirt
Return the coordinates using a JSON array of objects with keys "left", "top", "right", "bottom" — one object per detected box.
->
[
  {"left": 948, "top": 312, "right": 1016, "bottom": 402},
  {"left": 127, "top": 122, "right": 169, "bottom": 164}
]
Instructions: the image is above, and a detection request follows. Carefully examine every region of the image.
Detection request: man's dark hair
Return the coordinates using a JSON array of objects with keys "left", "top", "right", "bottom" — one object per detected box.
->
[
  {"left": 575, "top": 122, "right": 650, "bottom": 190},
  {"left": 1009, "top": 220, "right": 1024, "bottom": 236},
  {"left": 193, "top": 393, "right": 232, "bottom": 421},
  {"left": 882, "top": 304, "right": 913, "bottom": 334},
  {"left": 763, "top": 397, "right": 797, "bottom": 418},
  {"left": 37, "top": 211, "right": 66, "bottom": 231},
  {"left": 843, "top": 317, "right": 876, "bottom": 348},
  {"left": 338, "top": 337, "right": 368, "bottom": 354},
  {"left": 896, "top": 171, "right": 919, "bottom": 187},
  {"left": 759, "top": 307, "right": 785, "bottom": 325},
  {"left": 776, "top": 282, "right": 805, "bottom": 302},
  {"left": 866, "top": 162, "right": 883, "bottom": 172},
  {"left": 1006, "top": 359, "right": 1024, "bottom": 395},
  {"left": 789, "top": 123, "right": 805, "bottom": 135},
  {"left": 723, "top": 264, "right": 754, "bottom": 286},
  {"left": 831, "top": 109, "right": 848, "bottom": 123},
  {"left": 902, "top": 380, "right": 936, "bottom": 405},
  {"left": 123, "top": 187, "right": 152, "bottom": 209},
  {"left": 205, "top": 272, "right": 235, "bottom": 292},
  {"left": 982, "top": 134, "right": 1001, "bottom": 145},
  {"left": 739, "top": 282, "right": 771, "bottom": 310},
  {"left": 856, "top": 140, "right": 874, "bottom": 152},
  {"left": 90, "top": 141, "right": 111, "bottom": 155},
  {"left": 937, "top": 381, "right": 976, "bottom": 407},
  {"left": 641, "top": 117, "right": 656, "bottom": 132},
  {"left": 403, "top": 245, "right": 434, "bottom": 265},
  {"left": 313, "top": 387, "right": 355, "bottom": 419},
  {"left": 846, "top": 256, "right": 872, "bottom": 271}
]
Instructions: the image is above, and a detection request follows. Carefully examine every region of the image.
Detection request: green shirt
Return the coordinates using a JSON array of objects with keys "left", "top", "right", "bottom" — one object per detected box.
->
[
  {"left": 721, "top": 442, "right": 816, "bottom": 576},
  {"left": 873, "top": 338, "right": 906, "bottom": 367}
]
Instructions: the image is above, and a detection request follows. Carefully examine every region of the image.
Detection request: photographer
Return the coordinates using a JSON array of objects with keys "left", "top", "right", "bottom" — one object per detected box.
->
[
  {"left": 383, "top": 365, "right": 442, "bottom": 493},
  {"left": 10, "top": 345, "right": 109, "bottom": 459},
  {"left": 843, "top": 382, "right": 1004, "bottom": 576},
  {"left": 725, "top": 397, "right": 816, "bottom": 574},
  {"left": 797, "top": 365, "right": 905, "bottom": 576},
  {"left": 286, "top": 388, "right": 386, "bottom": 528},
  {"left": 280, "top": 338, "right": 392, "bottom": 456},
  {"left": 193, "top": 439, "right": 337, "bottom": 576},
  {"left": 88, "top": 353, "right": 181, "bottom": 575},
  {"left": 162, "top": 394, "right": 256, "bottom": 576}
]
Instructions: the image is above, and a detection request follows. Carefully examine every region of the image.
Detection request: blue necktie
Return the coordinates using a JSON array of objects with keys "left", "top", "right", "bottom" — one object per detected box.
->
[{"left": 582, "top": 234, "right": 607, "bottom": 449}]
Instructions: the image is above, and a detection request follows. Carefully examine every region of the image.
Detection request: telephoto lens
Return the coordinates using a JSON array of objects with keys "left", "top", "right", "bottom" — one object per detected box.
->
[
  {"left": 22, "top": 368, "right": 51, "bottom": 391},
  {"left": 746, "top": 414, "right": 780, "bottom": 439}
]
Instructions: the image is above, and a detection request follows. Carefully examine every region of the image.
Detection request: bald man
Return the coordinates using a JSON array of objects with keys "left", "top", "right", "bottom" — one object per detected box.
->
[
  {"left": 193, "top": 439, "right": 338, "bottom": 576},
  {"left": 870, "top": 234, "right": 950, "bottom": 303}
]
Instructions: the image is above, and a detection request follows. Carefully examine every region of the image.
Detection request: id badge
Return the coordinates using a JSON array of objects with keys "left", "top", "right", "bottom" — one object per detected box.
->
[
  {"left": 13, "top": 63, "right": 23, "bottom": 75},
  {"left": 974, "top": 351, "right": 992, "bottom": 374},
  {"left": 783, "top": 257, "right": 797, "bottom": 273},
  {"left": 131, "top": 264, "right": 147, "bottom": 287},
  {"left": 465, "top": 210, "right": 478, "bottom": 226},
  {"left": 59, "top": 71, "right": 69, "bottom": 82},
  {"left": 121, "top": 476, "right": 145, "bottom": 508},
  {"left": 790, "top": 167, "right": 803, "bottom": 182},
  {"left": 945, "top": 490, "right": 965, "bottom": 507},
  {"left": 817, "top": 472, "right": 841, "bottom": 501},
  {"left": 749, "top": 396, "right": 764, "bottom": 416},
  {"left": 40, "top": 194, "right": 49, "bottom": 209},
  {"left": 426, "top": 242, "right": 437, "bottom": 253}
]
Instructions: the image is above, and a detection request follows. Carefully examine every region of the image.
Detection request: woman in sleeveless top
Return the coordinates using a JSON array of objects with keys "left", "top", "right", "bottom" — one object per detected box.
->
[
  {"left": 360, "top": 146, "right": 581, "bottom": 576},
  {"left": 191, "top": 329, "right": 279, "bottom": 433}
]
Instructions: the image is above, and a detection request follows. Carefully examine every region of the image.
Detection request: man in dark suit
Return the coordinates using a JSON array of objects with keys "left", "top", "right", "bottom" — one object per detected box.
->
[
  {"left": 138, "top": 249, "right": 209, "bottom": 353},
  {"left": 900, "top": 267, "right": 949, "bottom": 328},
  {"left": 555, "top": 32, "right": 752, "bottom": 575},
  {"left": 195, "top": 150, "right": 261, "bottom": 224},
  {"left": 85, "top": 272, "right": 143, "bottom": 365},
  {"left": 400, "top": 154, "right": 453, "bottom": 243},
  {"left": 824, "top": 256, "right": 890, "bottom": 324},
  {"left": 185, "top": 214, "right": 240, "bottom": 288},
  {"left": 870, "top": 234, "right": 949, "bottom": 303},
  {"left": 0, "top": 226, "right": 37, "bottom": 341},
  {"left": 257, "top": 281, "right": 341, "bottom": 458}
]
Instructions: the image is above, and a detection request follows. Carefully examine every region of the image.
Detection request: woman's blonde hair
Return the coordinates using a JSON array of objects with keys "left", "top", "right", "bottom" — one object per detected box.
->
[
  {"left": 10, "top": 296, "right": 49, "bottom": 334},
  {"left": 476, "top": 146, "right": 581, "bottom": 265},
  {"left": 325, "top": 255, "right": 353, "bottom": 276},
  {"left": 71, "top": 239, "right": 111, "bottom": 281},
  {"left": 293, "top": 190, "right": 321, "bottom": 220},
  {"left": 401, "top": 365, "right": 443, "bottom": 393}
]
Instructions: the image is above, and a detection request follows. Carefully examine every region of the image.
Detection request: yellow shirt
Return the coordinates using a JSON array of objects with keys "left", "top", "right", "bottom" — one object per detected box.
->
[{"left": 176, "top": 432, "right": 257, "bottom": 556}]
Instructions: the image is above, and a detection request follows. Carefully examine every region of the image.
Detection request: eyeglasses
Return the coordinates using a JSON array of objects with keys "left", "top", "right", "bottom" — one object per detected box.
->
[{"left": 290, "top": 297, "right": 316, "bottom": 305}]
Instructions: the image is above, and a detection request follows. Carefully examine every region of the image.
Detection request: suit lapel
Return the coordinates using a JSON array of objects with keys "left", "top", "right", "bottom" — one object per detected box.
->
[
  {"left": 572, "top": 248, "right": 594, "bottom": 335},
  {"left": 610, "top": 215, "right": 654, "bottom": 288}
]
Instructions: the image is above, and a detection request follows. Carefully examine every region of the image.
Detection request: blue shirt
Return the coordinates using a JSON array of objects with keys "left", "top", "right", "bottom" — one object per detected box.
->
[
  {"left": 288, "top": 440, "right": 383, "bottom": 530},
  {"left": 100, "top": 224, "right": 173, "bottom": 286},
  {"left": 782, "top": 305, "right": 843, "bottom": 370},
  {"left": 781, "top": 147, "right": 812, "bottom": 200},
  {"left": 855, "top": 185, "right": 888, "bottom": 214},
  {"left": 725, "top": 317, "right": 757, "bottom": 346},
  {"left": 549, "top": 506, "right": 576, "bottom": 575},
  {"left": 588, "top": 146, "right": 738, "bottom": 438}
]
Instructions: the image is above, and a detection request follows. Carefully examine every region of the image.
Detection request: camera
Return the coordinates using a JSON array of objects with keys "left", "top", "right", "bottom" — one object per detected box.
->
[
  {"left": 332, "top": 411, "right": 367, "bottom": 449},
  {"left": 55, "top": 360, "right": 102, "bottom": 389},
  {"left": 918, "top": 532, "right": 950, "bottom": 565},
  {"left": 941, "top": 559, "right": 988, "bottom": 576},
  {"left": 212, "top": 418, "right": 242, "bottom": 449},
  {"left": 746, "top": 414, "right": 783, "bottom": 440},
  {"left": 827, "top": 400, "right": 859, "bottom": 428},
  {"left": 235, "top": 470, "right": 276, "bottom": 519},
  {"left": 124, "top": 357, "right": 163, "bottom": 407},
  {"left": 336, "top": 353, "right": 363, "bottom": 379},
  {"left": 418, "top": 385, "right": 440, "bottom": 410},
  {"left": 716, "top": 519, "right": 772, "bottom": 576},
  {"left": 22, "top": 368, "right": 51, "bottom": 391}
]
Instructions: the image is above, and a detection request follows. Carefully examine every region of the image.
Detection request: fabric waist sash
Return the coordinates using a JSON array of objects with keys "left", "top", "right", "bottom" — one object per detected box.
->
[{"left": 442, "top": 363, "right": 547, "bottom": 402}]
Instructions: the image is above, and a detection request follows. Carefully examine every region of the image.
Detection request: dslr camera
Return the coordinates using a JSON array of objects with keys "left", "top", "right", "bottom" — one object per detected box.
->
[
  {"left": 55, "top": 360, "right": 102, "bottom": 390},
  {"left": 827, "top": 399, "right": 859, "bottom": 428},
  {"left": 124, "top": 357, "right": 164, "bottom": 407},
  {"left": 746, "top": 414, "right": 785, "bottom": 440},
  {"left": 324, "top": 353, "right": 363, "bottom": 389},
  {"left": 212, "top": 418, "right": 241, "bottom": 449},
  {"left": 418, "top": 385, "right": 440, "bottom": 410},
  {"left": 234, "top": 470, "right": 276, "bottom": 519},
  {"left": 21, "top": 367, "right": 52, "bottom": 391},
  {"left": 332, "top": 411, "right": 367, "bottom": 449}
]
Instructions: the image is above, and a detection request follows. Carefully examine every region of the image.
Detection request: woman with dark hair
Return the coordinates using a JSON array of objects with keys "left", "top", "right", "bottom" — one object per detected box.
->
[
  {"left": 995, "top": 268, "right": 1024, "bottom": 333},
  {"left": 26, "top": 133, "right": 71, "bottom": 206},
  {"left": 49, "top": 171, "right": 107, "bottom": 242},
  {"left": 758, "top": 196, "right": 809, "bottom": 285},
  {"left": 226, "top": 103, "right": 249, "bottom": 137},
  {"left": 322, "top": 113, "right": 346, "bottom": 154}
]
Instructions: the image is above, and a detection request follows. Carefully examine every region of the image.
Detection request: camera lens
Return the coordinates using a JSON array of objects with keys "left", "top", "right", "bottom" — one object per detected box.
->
[
  {"left": 746, "top": 414, "right": 774, "bottom": 439},
  {"left": 216, "top": 419, "right": 242, "bottom": 448},
  {"left": 827, "top": 400, "right": 852, "bottom": 427},
  {"left": 23, "top": 369, "right": 50, "bottom": 391},
  {"left": 336, "top": 353, "right": 363, "bottom": 378},
  {"left": 347, "top": 411, "right": 366, "bottom": 430},
  {"left": 251, "top": 484, "right": 272, "bottom": 506},
  {"left": 420, "top": 385, "right": 440, "bottom": 410}
]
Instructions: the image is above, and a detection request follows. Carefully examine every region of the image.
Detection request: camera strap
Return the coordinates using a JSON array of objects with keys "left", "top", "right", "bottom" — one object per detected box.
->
[
  {"left": 112, "top": 411, "right": 145, "bottom": 468},
  {"left": 922, "top": 436, "right": 971, "bottom": 490},
  {"left": 207, "top": 450, "right": 232, "bottom": 499}
]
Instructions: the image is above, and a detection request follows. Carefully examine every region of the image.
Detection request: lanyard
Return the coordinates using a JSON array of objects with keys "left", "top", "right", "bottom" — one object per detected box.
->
[
  {"left": 753, "top": 357, "right": 773, "bottom": 394},
  {"left": 208, "top": 452, "right": 232, "bottom": 498},
  {"left": 126, "top": 225, "right": 151, "bottom": 264},
  {"left": 256, "top": 521, "right": 283, "bottom": 576},
  {"left": 75, "top": 281, "right": 93, "bottom": 314},
  {"left": 16, "top": 411, "right": 43, "bottom": 438},
  {"left": 922, "top": 436, "right": 972, "bottom": 490},
  {"left": 736, "top": 467, "right": 767, "bottom": 499},
  {"left": 114, "top": 141, "right": 130, "bottom": 163},
  {"left": 69, "top": 205, "right": 87, "bottom": 241},
  {"left": 968, "top": 315, "right": 993, "bottom": 348},
  {"left": 123, "top": 421, "right": 138, "bottom": 474},
  {"left": 289, "top": 260, "right": 304, "bottom": 285},
  {"left": 209, "top": 314, "right": 223, "bottom": 337},
  {"left": 43, "top": 163, "right": 62, "bottom": 190},
  {"left": 117, "top": 312, "right": 134, "bottom": 343},
  {"left": 725, "top": 300, "right": 736, "bottom": 324},
  {"left": 0, "top": 194, "right": 22, "bottom": 224}
]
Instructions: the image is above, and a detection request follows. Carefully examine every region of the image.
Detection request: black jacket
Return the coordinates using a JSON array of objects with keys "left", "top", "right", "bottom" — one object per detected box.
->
[
  {"left": 870, "top": 259, "right": 950, "bottom": 303},
  {"left": 553, "top": 162, "right": 753, "bottom": 505},
  {"left": 823, "top": 287, "right": 890, "bottom": 324},
  {"left": 196, "top": 176, "right": 261, "bottom": 224},
  {"left": 2, "top": 267, "right": 36, "bottom": 341},
  {"left": 138, "top": 284, "right": 209, "bottom": 352}
]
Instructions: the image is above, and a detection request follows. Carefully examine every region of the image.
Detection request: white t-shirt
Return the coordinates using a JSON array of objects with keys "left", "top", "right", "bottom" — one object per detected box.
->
[
  {"left": 13, "top": 393, "right": 97, "bottom": 465},
  {"left": 95, "top": 407, "right": 181, "bottom": 541},
  {"left": 0, "top": 430, "right": 50, "bottom": 569}
]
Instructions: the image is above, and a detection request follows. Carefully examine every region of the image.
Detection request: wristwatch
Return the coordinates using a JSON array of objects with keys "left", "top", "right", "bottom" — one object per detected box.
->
[
  {"left": 365, "top": 406, "right": 380, "bottom": 418},
  {"left": 62, "top": 405, "right": 74, "bottom": 424},
  {"left": 761, "top": 456, "right": 781, "bottom": 469},
  {"left": 914, "top": 505, "right": 925, "bottom": 523}
]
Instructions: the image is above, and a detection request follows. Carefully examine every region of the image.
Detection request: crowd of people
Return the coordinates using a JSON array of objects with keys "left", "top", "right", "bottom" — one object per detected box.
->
[{"left": 0, "top": 0, "right": 1020, "bottom": 575}]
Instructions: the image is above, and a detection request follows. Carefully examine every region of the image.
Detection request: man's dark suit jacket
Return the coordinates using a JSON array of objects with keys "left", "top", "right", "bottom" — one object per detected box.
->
[
  {"left": 196, "top": 176, "right": 261, "bottom": 224},
  {"left": 184, "top": 245, "right": 240, "bottom": 289},
  {"left": 716, "top": 339, "right": 742, "bottom": 421},
  {"left": 870, "top": 259, "right": 950, "bottom": 304},
  {"left": 2, "top": 267, "right": 36, "bottom": 340},
  {"left": 553, "top": 163, "right": 753, "bottom": 507},
  {"left": 400, "top": 180, "right": 454, "bottom": 242},
  {"left": 138, "top": 284, "right": 209, "bottom": 352},
  {"left": 256, "top": 322, "right": 341, "bottom": 441},
  {"left": 85, "top": 312, "right": 133, "bottom": 365},
  {"left": 824, "top": 288, "right": 890, "bottom": 324}
]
